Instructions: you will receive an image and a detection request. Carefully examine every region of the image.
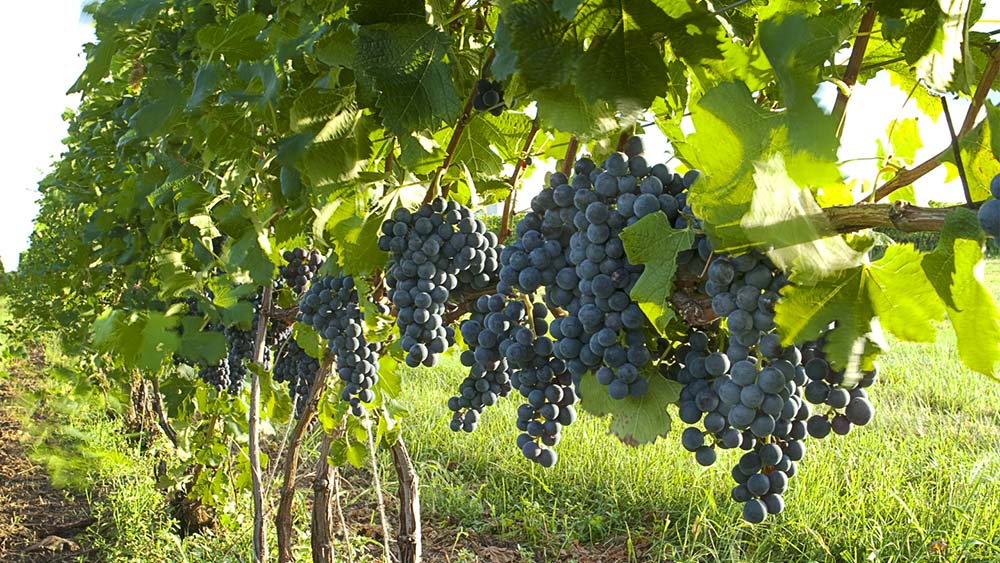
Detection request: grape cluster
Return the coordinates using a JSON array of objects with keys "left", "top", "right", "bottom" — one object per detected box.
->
[
  {"left": 224, "top": 297, "right": 292, "bottom": 394},
  {"left": 472, "top": 79, "right": 506, "bottom": 116},
  {"left": 550, "top": 147, "right": 691, "bottom": 399},
  {"left": 497, "top": 170, "right": 577, "bottom": 300},
  {"left": 197, "top": 323, "right": 232, "bottom": 392},
  {"left": 378, "top": 198, "right": 500, "bottom": 368},
  {"left": 800, "top": 341, "right": 876, "bottom": 438},
  {"left": 225, "top": 325, "right": 258, "bottom": 394},
  {"left": 672, "top": 250, "right": 815, "bottom": 522},
  {"left": 449, "top": 294, "right": 515, "bottom": 432},
  {"left": 280, "top": 248, "right": 325, "bottom": 294},
  {"left": 510, "top": 300, "right": 577, "bottom": 467},
  {"left": 299, "top": 275, "right": 379, "bottom": 417},
  {"left": 274, "top": 339, "right": 321, "bottom": 418}
]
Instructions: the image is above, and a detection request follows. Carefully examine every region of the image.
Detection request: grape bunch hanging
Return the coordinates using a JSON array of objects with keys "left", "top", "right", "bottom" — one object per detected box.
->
[
  {"left": 378, "top": 198, "right": 501, "bottom": 368},
  {"left": 472, "top": 79, "right": 506, "bottom": 116}
]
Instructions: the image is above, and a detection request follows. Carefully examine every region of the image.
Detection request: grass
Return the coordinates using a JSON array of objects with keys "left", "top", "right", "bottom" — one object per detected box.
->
[
  {"left": 5, "top": 345, "right": 253, "bottom": 563},
  {"left": 9, "top": 265, "right": 1000, "bottom": 562}
]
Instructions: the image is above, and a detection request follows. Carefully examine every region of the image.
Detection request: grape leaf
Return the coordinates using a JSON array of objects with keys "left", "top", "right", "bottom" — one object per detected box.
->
[
  {"left": 452, "top": 111, "right": 534, "bottom": 179},
  {"left": 93, "top": 309, "right": 180, "bottom": 371},
  {"left": 888, "top": 118, "right": 923, "bottom": 164},
  {"left": 619, "top": 212, "right": 695, "bottom": 336},
  {"left": 69, "top": 37, "right": 119, "bottom": 94},
  {"left": 499, "top": 0, "right": 723, "bottom": 109},
  {"left": 579, "top": 370, "right": 681, "bottom": 446},
  {"left": 533, "top": 85, "right": 629, "bottom": 139},
  {"left": 743, "top": 153, "right": 864, "bottom": 283},
  {"left": 914, "top": 0, "right": 973, "bottom": 91},
  {"left": 354, "top": 22, "right": 462, "bottom": 135},
  {"left": 921, "top": 209, "right": 1000, "bottom": 377},
  {"left": 491, "top": 17, "right": 518, "bottom": 81},
  {"left": 866, "top": 244, "right": 946, "bottom": 342},
  {"left": 572, "top": 1, "right": 683, "bottom": 107},
  {"left": 775, "top": 243, "right": 945, "bottom": 371},
  {"left": 349, "top": 0, "right": 425, "bottom": 25},
  {"left": 178, "top": 317, "right": 228, "bottom": 364},
  {"left": 759, "top": 8, "right": 861, "bottom": 158},
  {"left": 680, "top": 81, "right": 777, "bottom": 250},
  {"left": 196, "top": 13, "right": 268, "bottom": 60}
]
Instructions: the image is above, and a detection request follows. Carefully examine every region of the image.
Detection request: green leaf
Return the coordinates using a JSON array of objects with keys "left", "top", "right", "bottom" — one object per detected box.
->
[
  {"left": 92, "top": 309, "right": 180, "bottom": 371},
  {"left": 315, "top": 23, "right": 357, "bottom": 68},
  {"left": 533, "top": 85, "right": 629, "bottom": 139},
  {"left": 452, "top": 112, "right": 534, "bottom": 179},
  {"left": 940, "top": 108, "right": 1000, "bottom": 203},
  {"left": 227, "top": 231, "right": 274, "bottom": 284},
  {"left": 290, "top": 86, "right": 358, "bottom": 138},
  {"left": 867, "top": 245, "right": 946, "bottom": 342},
  {"left": 498, "top": 0, "right": 723, "bottom": 109},
  {"left": 888, "top": 118, "right": 923, "bottom": 164},
  {"left": 197, "top": 13, "right": 268, "bottom": 60},
  {"left": 913, "top": 0, "right": 973, "bottom": 91},
  {"left": 922, "top": 209, "right": 1000, "bottom": 377},
  {"left": 579, "top": 369, "right": 681, "bottom": 446},
  {"left": 491, "top": 17, "right": 518, "bottom": 81},
  {"left": 620, "top": 213, "right": 695, "bottom": 335},
  {"left": 775, "top": 243, "right": 945, "bottom": 371},
  {"left": 178, "top": 317, "right": 228, "bottom": 364},
  {"left": 349, "top": 0, "right": 425, "bottom": 25},
  {"left": 354, "top": 22, "right": 461, "bottom": 135},
  {"left": 129, "top": 80, "right": 184, "bottom": 139},
  {"left": 187, "top": 62, "right": 223, "bottom": 109},
  {"left": 376, "top": 353, "right": 402, "bottom": 400},
  {"left": 571, "top": 1, "right": 681, "bottom": 107},
  {"left": 759, "top": 8, "right": 860, "bottom": 158},
  {"left": 681, "top": 81, "right": 777, "bottom": 249},
  {"left": 494, "top": 1, "right": 578, "bottom": 91},
  {"left": 742, "top": 153, "right": 864, "bottom": 283},
  {"left": 69, "top": 37, "right": 119, "bottom": 94}
]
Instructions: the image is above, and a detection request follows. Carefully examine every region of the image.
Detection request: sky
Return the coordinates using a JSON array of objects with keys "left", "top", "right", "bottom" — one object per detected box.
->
[
  {"left": 0, "top": 2, "right": 93, "bottom": 271},
  {"left": 0, "top": 4, "right": 998, "bottom": 271}
]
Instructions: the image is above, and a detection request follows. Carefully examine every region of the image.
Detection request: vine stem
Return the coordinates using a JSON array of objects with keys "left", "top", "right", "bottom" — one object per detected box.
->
[
  {"left": 312, "top": 416, "right": 347, "bottom": 563},
  {"left": 425, "top": 52, "right": 497, "bottom": 204},
  {"left": 150, "top": 371, "right": 177, "bottom": 447},
  {"left": 250, "top": 285, "right": 274, "bottom": 563},
  {"left": 311, "top": 433, "right": 337, "bottom": 563},
  {"left": 500, "top": 119, "right": 541, "bottom": 242},
  {"left": 941, "top": 96, "right": 973, "bottom": 204},
  {"left": 561, "top": 136, "right": 580, "bottom": 176},
  {"left": 365, "top": 416, "right": 392, "bottom": 562},
  {"left": 873, "top": 43, "right": 1000, "bottom": 201},
  {"left": 390, "top": 436, "right": 421, "bottom": 563},
  {"left": 832, "top": 8, "right": 876, "bottom": 137},
  {"left": 616, "top": 131, "right": 631, "bottom": 153},
  {"left": 276, "top": 354, "right": 335, "bottom": 563}
]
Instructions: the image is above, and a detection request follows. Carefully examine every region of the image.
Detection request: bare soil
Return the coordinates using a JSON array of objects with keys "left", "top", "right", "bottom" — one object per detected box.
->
[{"left": 0, "top": 352, "right": 95, "bottom": 562}]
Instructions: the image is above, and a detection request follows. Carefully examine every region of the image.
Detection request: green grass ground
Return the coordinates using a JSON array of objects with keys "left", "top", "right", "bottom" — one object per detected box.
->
[{"left": 390, "top": 261, "right": 1000, "bottom": 562}]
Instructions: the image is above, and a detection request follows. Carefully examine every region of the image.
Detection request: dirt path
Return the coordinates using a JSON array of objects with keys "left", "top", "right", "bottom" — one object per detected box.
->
[{"left": 0, "top": 352, "right": 94, "bottom": 562}]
